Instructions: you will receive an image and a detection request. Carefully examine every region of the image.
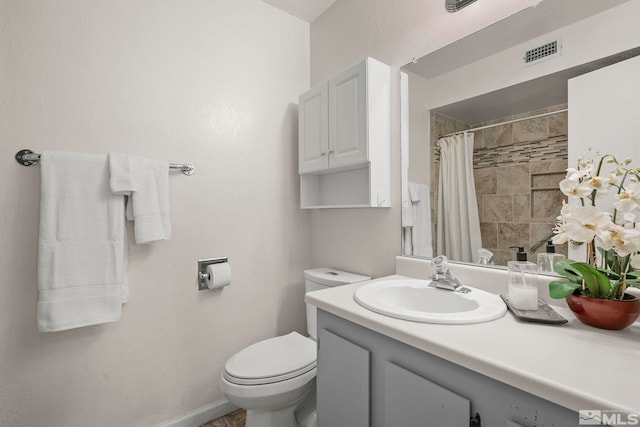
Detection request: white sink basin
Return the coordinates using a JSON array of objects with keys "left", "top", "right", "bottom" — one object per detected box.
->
[{"left": 354, "top": 278, "right": 507, "bottom": 324}]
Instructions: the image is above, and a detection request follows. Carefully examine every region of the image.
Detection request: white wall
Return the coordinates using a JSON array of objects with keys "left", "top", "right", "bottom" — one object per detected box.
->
[
  {"left": 308, "top": 0, "right": 539, "bottom": 278},
  {"left": 0, "top": 1, "right": 309, "bottom": 425},
  {"left": 568, "top": 54, "right": 640, "bottom": 166},
  {"left": 406, "top": 71, "right": 431, "bottom": 185},
  {"left": 567, "top": 54, "right": 640, "bottom": 260},
  {"left": 422, "top": 1, "right": 640, "bottom": 111}
]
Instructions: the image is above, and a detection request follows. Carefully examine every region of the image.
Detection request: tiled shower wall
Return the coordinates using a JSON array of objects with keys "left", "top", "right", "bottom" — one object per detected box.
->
[{"left": 431, "top": 106, "right": 569, "bottom": 266}]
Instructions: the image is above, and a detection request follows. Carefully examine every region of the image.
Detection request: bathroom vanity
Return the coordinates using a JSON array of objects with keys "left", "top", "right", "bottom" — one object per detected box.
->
[
  {"left": 317, "top": 310, "right": 576, "bottom": 427},
  {"left": 306, "top": 259, "right": 640, "bottom": 427}
]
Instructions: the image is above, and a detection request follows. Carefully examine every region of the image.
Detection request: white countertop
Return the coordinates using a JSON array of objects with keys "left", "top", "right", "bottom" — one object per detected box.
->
[{"left": 306, "top": 273, "right": 640, "bottom": 423}]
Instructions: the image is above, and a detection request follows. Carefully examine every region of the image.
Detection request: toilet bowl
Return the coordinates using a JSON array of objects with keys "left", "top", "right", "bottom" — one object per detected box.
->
[
  {"left": 219, "top": 268, "right": 370, "bottom": 427},
  {"left": 220, "top": 332, "right": 317, "bottom": 427}
]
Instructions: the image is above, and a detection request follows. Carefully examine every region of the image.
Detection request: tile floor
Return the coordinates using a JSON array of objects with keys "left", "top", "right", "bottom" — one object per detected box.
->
[{"left": 200, "top": 409, "right": 246, "bottom": 427}]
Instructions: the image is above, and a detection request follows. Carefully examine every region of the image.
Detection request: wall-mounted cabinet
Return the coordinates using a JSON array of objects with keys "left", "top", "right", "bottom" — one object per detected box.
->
[{"left": 298, "top": 57, "right": 390, "bottom": 209}]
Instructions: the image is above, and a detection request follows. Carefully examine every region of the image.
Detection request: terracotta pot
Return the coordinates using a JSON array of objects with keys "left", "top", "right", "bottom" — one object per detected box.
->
[{"left": 566, "top": 293, "right": 640, "bottom": 330}]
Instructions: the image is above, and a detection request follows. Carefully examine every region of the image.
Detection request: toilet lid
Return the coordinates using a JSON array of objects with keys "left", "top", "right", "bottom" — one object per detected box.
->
[{"left": 224, "top": 332, "right": 316, "bottom": 385}]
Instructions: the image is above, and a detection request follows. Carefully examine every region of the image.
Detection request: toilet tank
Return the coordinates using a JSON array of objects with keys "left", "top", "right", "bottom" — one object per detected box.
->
[{"left": 304, "top": 268, "right": 371, "bottom": 340}]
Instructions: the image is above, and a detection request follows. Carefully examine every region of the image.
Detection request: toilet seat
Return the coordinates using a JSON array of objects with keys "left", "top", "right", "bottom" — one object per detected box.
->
[{"left": 223, "top": 331, "right": 316, "bottom": 386}]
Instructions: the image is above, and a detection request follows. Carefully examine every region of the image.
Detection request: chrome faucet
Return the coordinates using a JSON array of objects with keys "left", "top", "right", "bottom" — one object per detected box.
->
[{"left": 430, "top": 256, "right": 471, "bottom": 294}]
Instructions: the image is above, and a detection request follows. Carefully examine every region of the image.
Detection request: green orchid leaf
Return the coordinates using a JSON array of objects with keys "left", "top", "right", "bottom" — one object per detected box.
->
[
  {"left": 570, "top": 262, "right": 611, "bottom": 298},
  {"left": 553, "top": 259, "right": 583, "bottom": 283},
  {"left": 598, "top": 268, "right": 620, "bottom": 281},
  {"left": 549, "top": 280, "right": 581, "bottom": 299},
  {"left": 627, "top": 271, "right": 640, "bottom": 279},
  {"left": 553, "top": 258, "right": 574, "bottom": 272},
  {"left": 624, "top": 278, "right": 640, "bottom": 288}
]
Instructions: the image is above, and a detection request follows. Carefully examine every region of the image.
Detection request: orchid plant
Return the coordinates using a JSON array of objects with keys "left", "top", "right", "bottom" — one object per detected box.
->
[{"left": 549, "top": 149, "right": 640, "bottom": 300}]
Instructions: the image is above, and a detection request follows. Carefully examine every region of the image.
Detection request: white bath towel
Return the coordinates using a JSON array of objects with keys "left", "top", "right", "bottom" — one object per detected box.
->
[
  {"left": 37, "top": 151, "right": 128, "bottom": 332},
  {"left": 402, "top": 181, "right": 422, "bottom": 228},
  {"left": 408, "top": 182, "right": 433, "bottom": 258},
  {"left": 108, "top": 153, "right": 171, "bottom": 244}
]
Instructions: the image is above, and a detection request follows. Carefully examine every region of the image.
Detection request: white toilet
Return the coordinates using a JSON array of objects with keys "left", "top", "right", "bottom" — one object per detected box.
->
[{"left": 219, "top": 268, "right": 370, "bottom": 427}]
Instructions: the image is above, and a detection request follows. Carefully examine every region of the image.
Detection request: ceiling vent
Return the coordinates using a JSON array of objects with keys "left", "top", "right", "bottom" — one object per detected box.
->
[
  {"left": 523, "top": 37, "right": 562, "bottom": 66},
  {"left": 445, "top": 0, "right": 479, "bottom": 13}
]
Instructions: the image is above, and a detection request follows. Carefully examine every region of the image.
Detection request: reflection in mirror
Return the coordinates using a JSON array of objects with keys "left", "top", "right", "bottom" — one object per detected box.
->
[
  {"left": 431, "top": 105, "right": 569, "bottom": 266},
  {"left": 435, "top": 132, "right": 481, "bottom": 263},
  {"left": 400, "top": 0, "right": 638, "bottom": 268}
]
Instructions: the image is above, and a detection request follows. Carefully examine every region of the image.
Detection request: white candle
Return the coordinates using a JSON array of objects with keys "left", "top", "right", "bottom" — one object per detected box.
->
[
  {"left": 508, "top": 284, "right": 538, "bottom": 310},
  {"left": 507, "top": 261, "right": 539, "bottom": 311}
]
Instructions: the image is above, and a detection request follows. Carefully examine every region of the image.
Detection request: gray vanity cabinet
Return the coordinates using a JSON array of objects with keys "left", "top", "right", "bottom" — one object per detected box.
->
[{"left": 316, "top": 309, "right": 580, "bottom": 427}]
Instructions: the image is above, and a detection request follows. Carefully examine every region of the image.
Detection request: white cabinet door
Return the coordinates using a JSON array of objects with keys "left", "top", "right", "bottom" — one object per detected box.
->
[
  {"left": 328, "top": 60, "right": 368, "bottom": 168},
  {"left": 299, "top": 82, "right": 329, "bottom": 173}
]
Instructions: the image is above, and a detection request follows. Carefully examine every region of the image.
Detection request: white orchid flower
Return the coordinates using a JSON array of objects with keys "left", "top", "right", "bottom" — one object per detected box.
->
[
  {"left": 552, "top": 201, "right": 570, "bottom": 244},
  {"left": 596, "top": 224, "right": 640, "bottom": 257},
  {"left": 551, "top": 229, "right": 568, "bottom": 245},
  {"left": 607, "top": 171, "right": 623, "bottom": 187},
  {"left": 565, "top": 167, "right": 590, "bottom": 181},
  {"left": 622, "top": 211, "right": 637, "bottom": 224},
  {"left": 586, "top": 176, "right": 609, "bottom": 195},
  {"left": 561, "top": 205, "right": 612, "bottom": 243},
  {"left": 559, "top": 178, "right": 592, "bottom": 198},
  {"left": 555, "top": 152, "right": 640, "bottom": 276},
  {"left": 614, "top": 182, "right": 640, "bottom": 213}
]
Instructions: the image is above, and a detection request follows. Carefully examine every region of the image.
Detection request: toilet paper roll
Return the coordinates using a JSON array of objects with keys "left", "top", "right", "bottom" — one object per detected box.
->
[{"left": 206, "top": 262, "right": 232, "bottom": 289}]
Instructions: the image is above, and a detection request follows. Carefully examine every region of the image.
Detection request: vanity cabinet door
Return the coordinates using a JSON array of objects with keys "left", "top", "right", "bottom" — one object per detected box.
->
[
  {"left": 298, "top": 82, "right": 329, "bottom": 173},
  {"left": 384, "top": 362, "right": 471, "bottom": 426},
  {"left": 317, "top": 328, "right": 370, "bottom": 427},
  {"left": 328, "top": 60, "right": 368, "bottom": 169}
]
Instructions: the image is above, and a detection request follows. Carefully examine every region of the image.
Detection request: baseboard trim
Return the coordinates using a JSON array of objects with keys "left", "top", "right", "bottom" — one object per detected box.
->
[{"left": 156, "top": 399, "right": 239, "bottom": 427}]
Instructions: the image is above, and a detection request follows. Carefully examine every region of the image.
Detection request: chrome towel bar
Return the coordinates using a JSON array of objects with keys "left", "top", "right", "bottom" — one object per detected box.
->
[{"left": 15, "top": 149, "right": 195, "bottom": 176}]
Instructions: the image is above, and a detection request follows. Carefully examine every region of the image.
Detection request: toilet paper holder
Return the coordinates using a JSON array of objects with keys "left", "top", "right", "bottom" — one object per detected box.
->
[{"left": 198, "top": 257, "right": 229, "bottom": 290}]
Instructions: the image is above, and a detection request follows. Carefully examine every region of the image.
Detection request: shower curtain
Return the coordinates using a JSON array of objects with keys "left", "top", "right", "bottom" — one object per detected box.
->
[{"left": 436, "top": 133, "right": 482, "bottom": 263}]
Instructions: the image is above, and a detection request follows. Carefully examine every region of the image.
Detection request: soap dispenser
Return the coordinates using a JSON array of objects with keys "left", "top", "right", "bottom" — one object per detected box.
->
[
  {"left": 536, "top": 241, "right": 566, "bottom": 273},
  {"left": 511, "top": 246, "right": 528, "bottom": 261},
  {"left": 507, "top": 246, "right": 538, "bottom": 310}
]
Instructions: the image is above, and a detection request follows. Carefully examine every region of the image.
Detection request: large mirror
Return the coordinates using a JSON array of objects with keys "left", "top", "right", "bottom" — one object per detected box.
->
[{"left": 400, "top": 0, "right": 639, "bottom": 268}]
